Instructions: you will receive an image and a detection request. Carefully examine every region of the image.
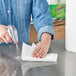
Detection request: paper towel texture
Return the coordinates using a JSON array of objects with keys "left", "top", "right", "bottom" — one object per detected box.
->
[{"left": 21, "top": 42, "right": 58, "bottom": 62}]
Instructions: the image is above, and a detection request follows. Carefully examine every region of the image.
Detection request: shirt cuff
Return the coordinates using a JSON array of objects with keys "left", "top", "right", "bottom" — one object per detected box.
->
[{"left": 38, "top": 26, "right": 54, "bottom": 41}]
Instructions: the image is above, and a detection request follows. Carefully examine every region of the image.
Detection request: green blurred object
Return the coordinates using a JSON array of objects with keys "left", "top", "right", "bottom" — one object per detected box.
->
[{"left": 50, "top": 4, "right": 65, "bottom": 19}]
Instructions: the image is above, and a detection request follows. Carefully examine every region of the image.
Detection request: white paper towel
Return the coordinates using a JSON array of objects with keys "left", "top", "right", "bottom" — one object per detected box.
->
[{"left": 21, "top": 42, "right": 58, "bottom": 62}]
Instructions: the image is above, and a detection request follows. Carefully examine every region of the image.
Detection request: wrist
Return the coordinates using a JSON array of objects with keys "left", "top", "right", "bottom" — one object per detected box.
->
[{"left": 41, "top": 33, "right": 51, "bottom": 42}]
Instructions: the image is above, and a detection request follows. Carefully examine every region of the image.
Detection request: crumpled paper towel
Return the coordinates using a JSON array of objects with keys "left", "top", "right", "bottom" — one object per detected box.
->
[{"left": 21, "top": 42, "right": 58, "bottom": 62}]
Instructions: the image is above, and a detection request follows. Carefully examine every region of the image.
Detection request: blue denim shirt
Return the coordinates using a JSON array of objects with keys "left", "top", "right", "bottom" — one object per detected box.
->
[{"left": 0, "top": 0, "right": 54, "bottom": 43}]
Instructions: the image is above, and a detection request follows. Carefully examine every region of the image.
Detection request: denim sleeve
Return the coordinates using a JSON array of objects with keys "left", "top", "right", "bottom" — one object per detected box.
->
[{"left": 32, "top": 0, "right": 54, "bottom": 41}]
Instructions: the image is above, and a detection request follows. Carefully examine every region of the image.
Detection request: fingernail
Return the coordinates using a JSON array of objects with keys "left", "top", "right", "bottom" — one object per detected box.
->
[
  {"left": 40, "top": 57, "right": 42, "bottom": 58},
  {"left": 36, "top": 56, "right": 39, "bottom": 58},
  {"left": 14, "top": 41, "right": 18, "bottom": 44},
  {"left": 11, "top": 38, "right": 13, "bottom": 40}
]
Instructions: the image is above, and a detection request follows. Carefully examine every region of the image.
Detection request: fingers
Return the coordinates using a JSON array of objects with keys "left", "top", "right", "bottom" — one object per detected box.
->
[
  {"left": 40, "top": 53, "right": 46, "bottom": 58},
  {"left": 5, "top": 33, "right": 12, "bottom": 43},
  {"left": 0, "top": 38, "right": 4, "bottom": 43},
  {"left": 4, "top": 26, "right": 8, "bottom": 30},
  {"left": 1, "top": 36, "right": 8, "bottom": 43},
  {"left": 0, "top": 32, "right": 12, "bottom": 44},
  {"left": 33, "top": 47, "right": 47, "bottom": 58},
  {"left": 38, "top": 50, "right": 46, "bottom": 58},
  {"left": 35, "top": 48, "right": 44, "bottom": 58},
  {"left": 0, "top": 25, "right": 12, "bottom": 43},
  {"left": 32, "top": 47, "right": 41, "bottom": 57},
  {"left": 1, "top": 34, "right": 12, "bottom": 44}
]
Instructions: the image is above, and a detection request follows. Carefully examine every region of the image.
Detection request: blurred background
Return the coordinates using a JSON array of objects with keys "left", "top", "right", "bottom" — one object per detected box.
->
[{"left": 30, "top": 0, "right": 66, "bottom": 42}]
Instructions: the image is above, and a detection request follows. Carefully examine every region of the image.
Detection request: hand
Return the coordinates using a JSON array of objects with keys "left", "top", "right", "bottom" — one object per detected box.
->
[
  {"left": 0, "top": 24, "right": 12, "bottom": 43},
  {"left": 32, "top": 33, "right": 51, "bottom": 58}
]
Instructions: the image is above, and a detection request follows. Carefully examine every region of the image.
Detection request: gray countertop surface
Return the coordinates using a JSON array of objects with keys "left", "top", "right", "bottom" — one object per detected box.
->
[{"left": 0, "top": 40, "right": 76, "bottom": 76}]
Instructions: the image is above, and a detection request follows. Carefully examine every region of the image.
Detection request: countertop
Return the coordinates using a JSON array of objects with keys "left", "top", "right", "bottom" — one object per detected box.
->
[{"left": 0, "top": 40, "right": 76, "bottom": 76}]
